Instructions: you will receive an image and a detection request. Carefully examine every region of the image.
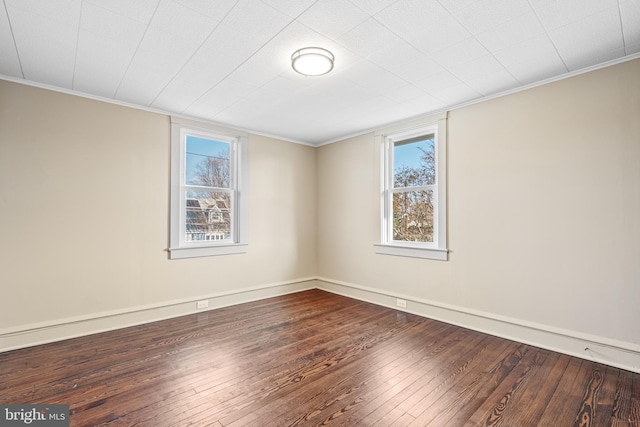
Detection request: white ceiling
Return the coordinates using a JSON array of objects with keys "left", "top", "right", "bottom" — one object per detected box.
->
[{"left": 1, "top": 0, "right": 638, "bottom": 145}]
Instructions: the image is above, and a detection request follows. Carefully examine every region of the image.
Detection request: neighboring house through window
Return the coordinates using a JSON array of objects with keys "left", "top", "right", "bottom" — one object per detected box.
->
[
  {"left": 375, "top": 113, "right": 448, "bottom": 260},
  {"left": 169, "top": 117, "right": 247, "bottom": 259}
]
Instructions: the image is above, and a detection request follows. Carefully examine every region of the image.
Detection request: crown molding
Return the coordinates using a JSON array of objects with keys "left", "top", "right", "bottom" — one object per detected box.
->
[{"left": 2, "top": 53, "right": 638, "bottom": 148}]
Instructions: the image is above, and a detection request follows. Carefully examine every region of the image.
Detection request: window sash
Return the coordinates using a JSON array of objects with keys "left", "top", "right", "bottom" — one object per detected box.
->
[
  {"left": 181, "top": 189, "right": 235, "bottom": 246},
  {"left": 387, "top": 187, "right": 439, "bottom": 246},
  {"left": 384, "top": 131, "right": 439, "bottom": 248},
  {"left": 179, "top": 132, "right": 237, "bottom": 248},
  {"left": 182, "top": 129, "right": 235, "bottom": 188}
]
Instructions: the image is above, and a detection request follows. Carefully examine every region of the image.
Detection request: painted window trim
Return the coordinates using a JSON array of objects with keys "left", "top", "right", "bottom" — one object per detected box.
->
[
  {"left": 169, "top": 117, "right": 248, "bottom": 259},
  {"left": 375, "top": 113, "right": 449, "bottom": 261}
]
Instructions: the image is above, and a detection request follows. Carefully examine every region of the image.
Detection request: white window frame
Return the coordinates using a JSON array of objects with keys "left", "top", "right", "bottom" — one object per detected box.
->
[
  {"left": 374, "top": 113, "right": 448, "bottom": 260},
  {"left": 169, "top": 117, "right": 248, "bottom": 259}
]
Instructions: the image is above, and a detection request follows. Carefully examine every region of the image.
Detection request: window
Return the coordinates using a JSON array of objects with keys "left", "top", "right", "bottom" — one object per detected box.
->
[
  {"left": 169, "top": 117, "right": 247, "bottom": 259},
  {"left": 375, "top": 114, "right": 448, "bottom": 260}
]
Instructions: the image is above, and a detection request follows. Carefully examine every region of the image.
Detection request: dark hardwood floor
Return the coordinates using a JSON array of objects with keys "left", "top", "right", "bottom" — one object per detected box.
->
[{"left": 1, "top": 289, "right": 639, "bottom": 426}]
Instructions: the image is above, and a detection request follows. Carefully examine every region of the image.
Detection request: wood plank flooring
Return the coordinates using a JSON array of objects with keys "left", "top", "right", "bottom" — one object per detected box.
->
[{"left": 1, "top": 289, "right": 639, "bottom": 426}]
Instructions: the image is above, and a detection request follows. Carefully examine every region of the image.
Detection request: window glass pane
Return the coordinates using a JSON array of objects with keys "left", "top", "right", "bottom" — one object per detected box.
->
[
  {"left": 185, "top": 190, "right": 232, "bottom": 242},
  {"left": 392, "top": 190, "right": 434, "bottom": 242},
  {"left": 185, "top": 135, "right": 230, "bottom": 187},
  {"left": 393, "top": 135, "right": 435, "bottom": 188}
]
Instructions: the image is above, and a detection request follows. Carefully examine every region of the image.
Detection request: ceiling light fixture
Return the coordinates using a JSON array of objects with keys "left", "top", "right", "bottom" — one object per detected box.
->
[{"left": 291, "top": 47, "right": 334, "bottom": 77}]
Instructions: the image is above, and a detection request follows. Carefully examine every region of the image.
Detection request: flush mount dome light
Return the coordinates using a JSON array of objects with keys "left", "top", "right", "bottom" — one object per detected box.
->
[{"left": 291, "top": 47, "right": 334, "bottom": 76}]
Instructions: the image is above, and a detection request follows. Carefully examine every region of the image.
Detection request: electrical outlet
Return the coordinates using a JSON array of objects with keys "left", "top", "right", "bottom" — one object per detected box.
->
[
  {"left": 396, "top": 298, "right": 407, "bottom": 308},
  {"left": 196, "top": 300, "right": 209, "bottom": 310}
]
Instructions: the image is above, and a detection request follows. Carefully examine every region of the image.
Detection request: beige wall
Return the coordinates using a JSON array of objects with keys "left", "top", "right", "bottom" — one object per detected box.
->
[
  {"left": 1, "top": 59, "right": 638, "bottom": 354},
  {"left": 318, "top": 59, "right": 640, "bottom": 345},
  {"left": 0, "top": 81, "right": 317, "bottom": 329}
]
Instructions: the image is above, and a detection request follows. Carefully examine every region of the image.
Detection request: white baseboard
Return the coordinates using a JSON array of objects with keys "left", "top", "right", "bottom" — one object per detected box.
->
[
  {"left": 4, "top": 277, "right": 639, "bottom": 374},
  {"left": 0, "top": 278, "right": 316, "bottom": 353},
  {"left": 316, "top": 277, "right": 640, "bottom": 374}
]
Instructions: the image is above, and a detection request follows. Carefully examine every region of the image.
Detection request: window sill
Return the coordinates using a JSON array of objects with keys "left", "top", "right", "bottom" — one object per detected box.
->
[
  {"left": 374, "top": 244, "right": 449, "bottom": 261},
  {"left": 169, "top": 244, "right": 248, "bottom": 259}
]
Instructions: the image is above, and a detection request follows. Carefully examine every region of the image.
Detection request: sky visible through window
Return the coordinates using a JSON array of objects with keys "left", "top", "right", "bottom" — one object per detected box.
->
[
  {"left": 393, "top": 136, "right": 434, "bottom": 172},
  {"left": 185, "top": 135, "right": 229, "bottom": 185}
]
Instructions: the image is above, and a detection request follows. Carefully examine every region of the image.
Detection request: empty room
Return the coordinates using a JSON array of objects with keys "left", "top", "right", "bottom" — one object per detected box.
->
[{"left": 0, "top": 0, "right": 639, "bottom": 426}]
